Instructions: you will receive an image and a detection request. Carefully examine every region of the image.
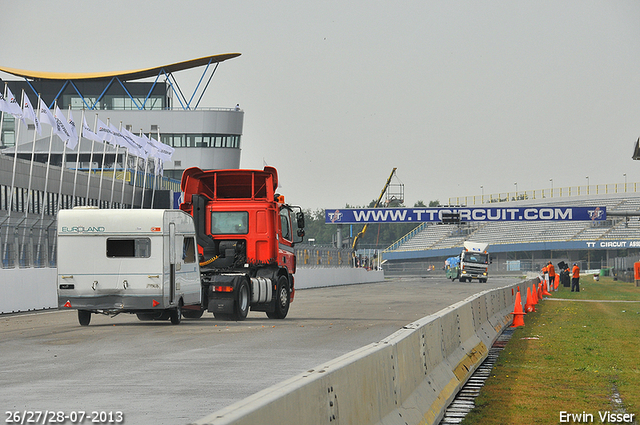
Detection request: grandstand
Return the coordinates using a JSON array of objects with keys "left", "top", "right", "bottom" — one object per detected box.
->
[{"left": 382, "top": 191, "right": 640, "bottom": 275}]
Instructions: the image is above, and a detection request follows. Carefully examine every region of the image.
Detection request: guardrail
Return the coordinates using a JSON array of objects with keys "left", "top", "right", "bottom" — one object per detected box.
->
[
  {"left": 449, "top": 182, "right": 639, "bottom": 206},
  {"left": 190, "top": 279, "right": 534, "bottom": 425}
]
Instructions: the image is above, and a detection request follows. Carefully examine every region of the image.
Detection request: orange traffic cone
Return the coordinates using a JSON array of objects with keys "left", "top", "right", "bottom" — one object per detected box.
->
[
  {"left": 525, "top": 287, "right": 536, "bottom": 312},
  {"left": 532, "top": 283, "right": 539, "bottom": 305},
  {"left": 554, "top": 274, "right": 559, "bottom": 291},
  {"left": 538, "top": 282, "right": 543, "bottom": 300},
  {"left": 542, "top": 280, "right": 552, "bottom": 297},
  {"left": 511, "top": 289, "right": 525, "bottom": 327}
]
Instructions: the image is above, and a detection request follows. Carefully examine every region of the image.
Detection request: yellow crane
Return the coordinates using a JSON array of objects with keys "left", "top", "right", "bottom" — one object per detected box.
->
[{"left": 351, "top": 167, "right": 398, "bottom": 252}]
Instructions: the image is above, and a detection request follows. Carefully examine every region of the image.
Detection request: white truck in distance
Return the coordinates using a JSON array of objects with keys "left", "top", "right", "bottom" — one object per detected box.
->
[{"left": 445, "top": 241, "right": 490, "bottom": 283}]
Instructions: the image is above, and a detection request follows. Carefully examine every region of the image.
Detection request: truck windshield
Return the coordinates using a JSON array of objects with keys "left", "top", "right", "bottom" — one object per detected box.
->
[
  {"left": 462, "top": 252, "right": 488, "bottom": 264},
  {"left": 210, "top": 211, "right": 248, "bottom": 235}
]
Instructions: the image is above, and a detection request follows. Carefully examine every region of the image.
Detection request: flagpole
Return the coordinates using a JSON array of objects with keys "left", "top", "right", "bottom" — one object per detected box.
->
[
  {"left": 139, "top": 131, "right": 149, "bottom": 209},
  {"left": 85, "top": 114, "right": 98, "bottom": 205},
  {"left": 57, "top": 108, "right": 70, "bottom": 211},
  {"left": 113, "top": 122, "right": 126, "bottom": 208},
  {"left": 23, "top": 93, "right": 40, "bottom": 222},
  {"left": 97, "top": 118, "right": 110, "bottom": 208},
  {"left": 120, "top": 146, "right": 131, "bottom": 208},
  {"left": 151, "top": 127, "right": 162, "bottom": 208},
  {"left": 6, "top": 89, "right": 24, "bottom": 216},
  {"left": 41, "top": 101, "right": 57, "bottom": 217},
  {"left": 0, "top": 84, "right": 7, "bottom": 267},
  {"left": 0, "top": 83, "right": 6, "bottom": 150},
  {"left": 12, "top": 91, "right": 28, "bottom": 267},
  {"left": 132, "top": 130, "right": 143, "bottom": 209},
  {"left": 5, "top": 89, "right": 25, "bottom": 267},
  {"left": 60, "top": 106, "right": 80, "bottom": 212}
]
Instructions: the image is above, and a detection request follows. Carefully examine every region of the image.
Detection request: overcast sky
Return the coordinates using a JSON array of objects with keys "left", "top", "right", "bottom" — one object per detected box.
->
[{"left": 2, "top": 1, "right": 640, "bottom": 211}]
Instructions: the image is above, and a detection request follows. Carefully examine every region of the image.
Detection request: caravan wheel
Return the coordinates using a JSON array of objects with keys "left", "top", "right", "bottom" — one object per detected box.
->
[
  {"left": 170, "top": 303, "right": 182, "bottom": 325},
  {"left": 78, "top": 310, "right": 91, "bottom": 326}
]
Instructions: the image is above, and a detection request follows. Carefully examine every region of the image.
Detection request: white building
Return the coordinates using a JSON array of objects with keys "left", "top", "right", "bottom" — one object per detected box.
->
[{"left": 0, "top": 53, "right": 243, "bottom": 268}]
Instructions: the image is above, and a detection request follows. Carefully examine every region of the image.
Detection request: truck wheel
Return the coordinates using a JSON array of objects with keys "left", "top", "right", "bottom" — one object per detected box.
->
[
  {"left": 267, "top": 275, "right": 290, "bottom": 319},
  {"left": 78, "top": 310, "right": 91, "bottom": 326},
  {"left": 170, "top": 303, "right": 182, "bottom": 325},
  {"left": 232, "top": 279, "right": 250, "bottom": 321}
]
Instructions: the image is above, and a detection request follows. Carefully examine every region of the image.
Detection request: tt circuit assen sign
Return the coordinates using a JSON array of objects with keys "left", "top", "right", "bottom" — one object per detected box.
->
[{"left": 325, "top": 206, "right": 606, "bottom": 224}]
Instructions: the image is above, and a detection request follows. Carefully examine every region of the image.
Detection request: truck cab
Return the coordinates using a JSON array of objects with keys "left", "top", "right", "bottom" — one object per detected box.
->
[
  {"left": 180, "top": 166, "right": 304, "bottom": 320},
  {"left": 449, "top": 241, "right": 490, "bottom": 283}
]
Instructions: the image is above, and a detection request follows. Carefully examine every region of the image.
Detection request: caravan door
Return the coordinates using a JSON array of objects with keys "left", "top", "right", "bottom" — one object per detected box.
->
[{"left": 169, "top": 222, "right": 176, "bottom": 305}]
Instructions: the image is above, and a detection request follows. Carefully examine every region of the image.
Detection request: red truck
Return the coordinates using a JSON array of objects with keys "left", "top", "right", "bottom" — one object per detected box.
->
[{"left": 179, "top": 166, "right": 305, "bottom": 321}]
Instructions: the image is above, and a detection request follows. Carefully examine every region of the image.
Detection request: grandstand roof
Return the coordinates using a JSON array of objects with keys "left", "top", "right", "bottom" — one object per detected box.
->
[{"left": 0, "top": 53, "right": 241, "bottom": 82}]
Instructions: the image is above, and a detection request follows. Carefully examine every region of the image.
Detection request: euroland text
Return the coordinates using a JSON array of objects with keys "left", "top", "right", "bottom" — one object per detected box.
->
[{"left": 559, "top": 410, "right": 635, "bottom": 423}]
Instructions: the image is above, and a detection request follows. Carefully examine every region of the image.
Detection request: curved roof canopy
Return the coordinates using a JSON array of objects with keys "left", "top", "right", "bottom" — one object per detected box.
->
[{"left": 0, "top": 53, "right": 241, "bottom": 81}]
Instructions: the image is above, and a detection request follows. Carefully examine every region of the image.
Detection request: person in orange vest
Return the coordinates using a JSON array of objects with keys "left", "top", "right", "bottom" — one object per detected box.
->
[
  {"left": 541, "top": 264, "right": 549, "bottom": 287},
  {"left": 571, "top": 263, "right": 580, "bottom": 292},
  {"left": 547, "top": 261, "right": 556, "bottom": 291}
]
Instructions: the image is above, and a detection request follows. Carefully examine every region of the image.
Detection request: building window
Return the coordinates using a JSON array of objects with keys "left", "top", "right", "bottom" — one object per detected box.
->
[{"left": 160, "top": 133, "right": 241, "bottom": 149}]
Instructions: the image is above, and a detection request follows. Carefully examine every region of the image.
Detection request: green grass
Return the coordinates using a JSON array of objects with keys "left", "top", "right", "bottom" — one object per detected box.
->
[{"left": 461, "top": 276, "right": 640, "bottom": 425}]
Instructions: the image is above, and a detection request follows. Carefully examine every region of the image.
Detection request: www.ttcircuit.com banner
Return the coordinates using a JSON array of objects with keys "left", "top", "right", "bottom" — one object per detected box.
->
[{"left": 324, "top": 206, "right": 606, "bottom": 224}]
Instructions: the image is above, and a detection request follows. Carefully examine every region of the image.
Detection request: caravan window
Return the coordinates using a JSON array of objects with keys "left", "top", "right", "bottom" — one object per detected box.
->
[
  {"left": 183, "top": 237, "right": 196, "bottom": 263},
  {"left": 107, "top": 238, "right": 151, "bottom": 258}
]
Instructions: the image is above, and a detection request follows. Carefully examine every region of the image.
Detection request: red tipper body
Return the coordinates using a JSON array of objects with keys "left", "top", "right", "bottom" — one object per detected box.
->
[{"left": 179, "top": 166, "right": 295, "bottom": 272}]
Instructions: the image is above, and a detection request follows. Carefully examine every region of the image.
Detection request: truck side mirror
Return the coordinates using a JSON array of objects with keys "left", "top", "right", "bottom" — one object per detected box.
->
[{"left": 296, "top": 211, "right": 305, "bottom": 229}]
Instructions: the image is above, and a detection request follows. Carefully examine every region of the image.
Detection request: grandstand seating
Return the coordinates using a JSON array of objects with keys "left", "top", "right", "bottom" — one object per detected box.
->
[{"left": 385, "top": 193, "right": 640, "bottom": 254}]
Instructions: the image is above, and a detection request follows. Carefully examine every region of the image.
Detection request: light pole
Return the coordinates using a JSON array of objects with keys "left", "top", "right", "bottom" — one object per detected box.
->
[
  {"left": 586, "top": 176, "right": 589, "bottom": 195},
  {"left": 624, "top": 173, "right": 627, "bottom": 192},
  {"left": 514, "top": 182, "right": 518, "bottom": 198},
  {"left": 550, "top": 179, "right": 553, "bottom": 197},
  {"left": 480, "top": 185, "right": 484, "bottom": 204}
]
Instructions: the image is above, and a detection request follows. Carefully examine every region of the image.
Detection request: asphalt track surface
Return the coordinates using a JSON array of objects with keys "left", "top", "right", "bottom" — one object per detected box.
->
[{"left": 0, "top": 276, "right": 521, "bottom": 425}]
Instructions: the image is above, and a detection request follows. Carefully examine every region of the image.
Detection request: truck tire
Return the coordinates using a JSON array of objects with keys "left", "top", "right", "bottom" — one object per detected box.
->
[
  {"left": 232, "top": 278, "right": 250, "bottom": 321},
  {"left": 78, "top": 310, "right": 91, "bottom": 326},
  {"left": 267, "top": 275, "right": 290, "bottom": 319}
]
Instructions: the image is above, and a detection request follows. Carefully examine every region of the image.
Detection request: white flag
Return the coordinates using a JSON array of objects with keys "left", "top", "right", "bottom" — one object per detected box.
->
[
  {"left": 122, "top": 127, "right": 148, "bottom": 158},
  {"left": 96, "top": 118, "right": 114, "bottom": 143},
  {"left": 5, "top": 87, "right": 24, "bottom": 120},
  {"left": 67, "top": 110, "right": 78, "bottom": 148},
  {"left": 22, "top": 95, "right": 41, "bottom": 135},
  {"left": 146, "top": 135, "right": 174, "bottom": 162},
  {"left": 108, "top": 123, "right": 130, "bottom": 150},
  {"left": 54, "top": 106, "right": 72, "bottom": 142},
  {"left": 0, "top": 90, "right": 12, "bottom": 115},
  {"left": 82, "top": 115, "right": 101, "bottom": 143},
  {"left": 39, "top": 100, "right": 57, "bottom": 128}
]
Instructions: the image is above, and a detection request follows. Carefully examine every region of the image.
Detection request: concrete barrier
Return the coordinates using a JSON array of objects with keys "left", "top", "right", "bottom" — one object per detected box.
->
[
  {"left": 0, "top": 268, "right": 57, "bottom": 314},
  {"left": 0, "top": 267, "right": 383, "bottom": 314},
  {"left": 295, "top": 267, "right": 384, "bottom": 289},
  {"left": 190, "top": 278, "right": 538, "bottom": 425}
]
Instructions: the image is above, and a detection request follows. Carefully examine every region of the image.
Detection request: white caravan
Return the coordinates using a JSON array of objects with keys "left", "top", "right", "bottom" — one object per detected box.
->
[{"left": 57, "top": 207, "right": 202, "bottom": 326}]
